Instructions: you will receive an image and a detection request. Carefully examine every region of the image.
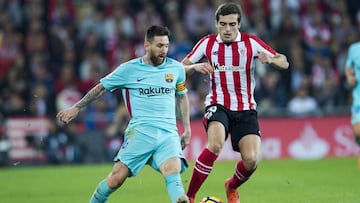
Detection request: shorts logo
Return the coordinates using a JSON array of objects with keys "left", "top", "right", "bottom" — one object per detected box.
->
[
  {"left": 205, "top": 106, "right": 217, "bottom": 120},
  {"left": 120, "top": 137, "right": 130, "bottom": 149},
  {"left": 165, "top": 73, "right": 174, "bottom": 83}
]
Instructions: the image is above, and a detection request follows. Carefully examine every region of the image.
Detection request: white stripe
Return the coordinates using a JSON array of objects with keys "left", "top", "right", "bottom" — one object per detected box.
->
[
  {"left": 196, "top": 160, "right": 213, "bottom": 170},
  {"left": 194, "top": 165, "right": 210, "bottom": 175},
  {"left": 235, "top": 168, "right": 245, "bottom": 180}
]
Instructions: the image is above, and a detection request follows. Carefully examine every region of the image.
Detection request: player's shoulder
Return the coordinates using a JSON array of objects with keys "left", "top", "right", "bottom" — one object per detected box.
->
[
  {"left": 241, "top": 32, "right": 260, "bottom": 40},
  {"left": 165, "top": 57, "right": 182, "bottom": 67},
  {"left": 115, "top": 57, "right": 141, "bottom": 70},
  {"left": 123, "top": 57, "right": 142, "bottom": 66},
  {"left": 196, "top": 33, "right": 217, "bottom": 42}
]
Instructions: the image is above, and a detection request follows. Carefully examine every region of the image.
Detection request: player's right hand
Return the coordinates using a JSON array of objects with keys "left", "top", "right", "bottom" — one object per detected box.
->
[
  {"left": 193, "top": 62, "right": 213, "bottom": 75},
  {"left": 56, "top": 107, "right": 79, "bottom": 124}
]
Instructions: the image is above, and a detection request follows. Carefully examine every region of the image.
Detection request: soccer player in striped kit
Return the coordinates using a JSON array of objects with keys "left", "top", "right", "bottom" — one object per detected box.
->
[
  {"left": 344, "top": 41, "right": 360, "bottom": 168},
  {"left": 182, "top": 3, "right": 289, "bottom": 203}
]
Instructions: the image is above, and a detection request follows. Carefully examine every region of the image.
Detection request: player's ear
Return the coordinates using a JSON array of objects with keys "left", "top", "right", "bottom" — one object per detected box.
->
[{"left": 144, "top": 41, "right": 150, "bottom": 51}]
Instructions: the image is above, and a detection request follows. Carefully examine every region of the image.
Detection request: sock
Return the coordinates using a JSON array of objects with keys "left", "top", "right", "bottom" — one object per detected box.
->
[
  {"left": 355, "top": 136, "right": 360, "bottom": 146},
  {"left": 187, "top": 148, "right": 218, "bottom": 199},
  {"left": 165, "top": 173, "right": 185, "bottom": 203},
  {"left": 89, "top": 179, "right": 115, "bottom": 203},
  {"left": 228, "top": 160, "right": 256, "bottom": 189}
]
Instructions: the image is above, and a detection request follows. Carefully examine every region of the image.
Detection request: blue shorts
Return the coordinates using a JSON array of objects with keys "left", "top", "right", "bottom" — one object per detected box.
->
[{"left": 114, "top": 126, "right": 187, "bottom": 177}]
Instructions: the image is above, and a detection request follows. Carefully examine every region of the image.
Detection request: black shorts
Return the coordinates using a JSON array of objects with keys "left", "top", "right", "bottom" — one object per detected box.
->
[{"left": 203, "top": 104, "right": 260, "bottom": 152}]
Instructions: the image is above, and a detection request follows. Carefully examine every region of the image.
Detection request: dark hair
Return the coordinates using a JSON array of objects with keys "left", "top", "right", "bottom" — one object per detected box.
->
[
  {"left": 145, "top": 25, "right": 170, "bottom": 42},
  {"left": 215, "top": 2, "right": 242, "bottom": 23}
]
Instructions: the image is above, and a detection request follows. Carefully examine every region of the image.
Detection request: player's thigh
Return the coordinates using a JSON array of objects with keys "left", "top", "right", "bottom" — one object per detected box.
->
[
  {"left": 151, "top": 135, "right": 187, "bottom": 175},
  {"left": 115, "top": 133, "right": 155, "bottom": 177},
  {"left": 204, "top": 105, "right": 229, "bottom": 153},
  {"left": 230, "top": 110, "right": 260, "bottom": 152},
  {"left": 207, "top": 121, "right": 226, "bottom": 153},
  {"left": 238, "top": 134, "right": 261, "bottom": 162}
]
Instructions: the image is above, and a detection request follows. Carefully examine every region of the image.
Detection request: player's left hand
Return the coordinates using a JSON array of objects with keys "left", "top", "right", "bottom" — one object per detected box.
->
[
  {"left": 257, "top": 51, "right": 273, "bottom": 64},
  {"left": 180, "top": 130, "right": 191, "bottom": 150}
]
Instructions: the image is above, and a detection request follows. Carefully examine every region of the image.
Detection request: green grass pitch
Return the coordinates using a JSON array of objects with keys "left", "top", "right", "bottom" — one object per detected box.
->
[{"left": 1, "top": 157, "right": 359, "bottom": 203}]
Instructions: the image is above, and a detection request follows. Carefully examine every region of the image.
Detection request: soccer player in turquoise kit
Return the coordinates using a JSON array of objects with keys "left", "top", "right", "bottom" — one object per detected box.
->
[
  {"left": 56, "top": 25, "right": 191, "bottom": 203},
  {"left": 345, "top": 41, "right": 360, "bottom": 167}
]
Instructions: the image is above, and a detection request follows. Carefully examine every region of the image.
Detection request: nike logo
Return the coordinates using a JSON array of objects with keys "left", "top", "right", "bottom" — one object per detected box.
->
[{"left": 137, "top": 77, "right": 146, "bottom": 82}]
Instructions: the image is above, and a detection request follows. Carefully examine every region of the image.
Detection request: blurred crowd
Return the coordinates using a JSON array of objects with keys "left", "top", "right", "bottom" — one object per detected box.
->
[{"left": 0, "top": 0, "right": 360, "bottom": 164}]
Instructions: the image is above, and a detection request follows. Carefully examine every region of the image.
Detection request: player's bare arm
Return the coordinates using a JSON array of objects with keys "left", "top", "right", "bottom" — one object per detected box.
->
[
  {"left": 56, "top": 83, "right": 108, "bottom": 124},
  {"left": 176, "top": 93, "right": 191, "bottom": 149},
  {"left": 182, "top": 58, "right": 213, "bottom": 75},
  {"left": 257, "top": 51, "right": 289, "bottom": 70},
  {"left": 345, "top": 67, "right": 357, "bottom": 87}
]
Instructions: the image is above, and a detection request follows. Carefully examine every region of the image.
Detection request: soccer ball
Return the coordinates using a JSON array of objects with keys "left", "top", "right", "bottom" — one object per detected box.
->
[{"left": 199, "top": 196, "right": 223, "bottom": 203}]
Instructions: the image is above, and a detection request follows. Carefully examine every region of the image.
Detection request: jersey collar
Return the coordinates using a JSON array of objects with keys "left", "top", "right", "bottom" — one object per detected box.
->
[{"left": 140, "top": 56, "right": 167, "bottom": 68}]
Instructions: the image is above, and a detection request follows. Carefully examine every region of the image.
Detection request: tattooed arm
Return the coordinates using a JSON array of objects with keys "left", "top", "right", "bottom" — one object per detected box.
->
[{"left": 56, "top": 83, "right": 108, "bottom": 124}]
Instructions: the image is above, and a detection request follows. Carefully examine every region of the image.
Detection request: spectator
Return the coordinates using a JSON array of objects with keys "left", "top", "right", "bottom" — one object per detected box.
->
[
  {"left": 45, "top": 118, "right": 79, "bottom": 164},
  {"left": 183, "top": 0, "right": 215, "bottom": 41},
  {"left": 287, "top": 87, "right": 319, "bottom": 117},
  {"left": 0, "top": 12, "right": 23, "bottom": 80}
]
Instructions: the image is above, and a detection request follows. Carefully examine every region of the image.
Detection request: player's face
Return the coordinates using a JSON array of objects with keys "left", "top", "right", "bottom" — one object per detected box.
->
[
  {"left": 145, "top": 36, "right": 169, "bottom": 66},
  {"left": 216, "top": 14, "right": 240, "bottom": 43}
]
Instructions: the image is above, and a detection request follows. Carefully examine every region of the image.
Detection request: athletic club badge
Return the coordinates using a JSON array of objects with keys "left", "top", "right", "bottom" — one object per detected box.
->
[{"left": 165, "top": 73, "right": 174, "bottom": 83}]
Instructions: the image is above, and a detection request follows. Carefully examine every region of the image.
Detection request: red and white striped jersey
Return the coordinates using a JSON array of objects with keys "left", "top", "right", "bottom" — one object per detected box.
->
[{"left": 186, "top": 32, "right": 276, "bottom": 111}]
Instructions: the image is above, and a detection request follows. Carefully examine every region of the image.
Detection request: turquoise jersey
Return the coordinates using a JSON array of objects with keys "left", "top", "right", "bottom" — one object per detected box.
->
[
  {"left": 346, "top": 41, "right": 360, "bottom": 123},
  {"left": 100, "top": 57, "right": 187, "bottom": 133}
]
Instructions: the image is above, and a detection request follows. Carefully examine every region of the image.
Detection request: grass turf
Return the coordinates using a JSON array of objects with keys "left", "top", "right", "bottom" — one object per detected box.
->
[{"left": 0, "top": 157, "right": 359, "bottom": 203}]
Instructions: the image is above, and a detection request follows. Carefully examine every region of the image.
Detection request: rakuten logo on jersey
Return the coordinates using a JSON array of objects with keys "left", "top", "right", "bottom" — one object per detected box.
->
[{"left": 139, "top": 87, "right": 174, "bottom": 96}]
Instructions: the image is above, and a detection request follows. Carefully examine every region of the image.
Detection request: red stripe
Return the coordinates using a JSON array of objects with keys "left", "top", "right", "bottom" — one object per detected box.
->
[
  {"left": 218, "top": 43, "right": 230, "bottom": 108},
  {"left": 206, "top": 35, "right": 217, "bottom": 105},
  {"left": 125, "top": 89, "right": 132, "bottom": 118},
  {"left": 232, "top": 42, "right": 243, "bottom": 110},
  {"left": 243, "top": 34, "right": 253, "bottom": 109}
]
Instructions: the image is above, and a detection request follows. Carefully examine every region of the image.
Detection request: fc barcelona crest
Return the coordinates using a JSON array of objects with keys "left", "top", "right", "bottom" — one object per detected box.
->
[{"left": 165, "top": 73, "right": 174, "bottom": 83}]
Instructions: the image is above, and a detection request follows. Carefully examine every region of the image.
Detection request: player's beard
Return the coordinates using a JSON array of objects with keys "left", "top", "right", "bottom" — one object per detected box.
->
[{"left": 150, "top": 53, "right": 165, "bottom": 66}]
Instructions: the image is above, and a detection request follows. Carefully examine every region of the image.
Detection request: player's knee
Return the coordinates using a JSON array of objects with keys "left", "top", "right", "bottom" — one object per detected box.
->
[
  {"left": 163, "top": 168, "right": 181, "bottom": 177},
  {"left": 107, "top": 163, "right": 128, "bottom": 189},
  {"left": 208, "top": 142, "right": 223, "bottom": 155},
  {"left": 160, "top": 157, "right": 181, "bottom": 177},
  {"left": 241, "top": 153, "right": 259, "bottom": 168},
  {"left": 107, "top": 174, "right": 123, "bottom": 189}
]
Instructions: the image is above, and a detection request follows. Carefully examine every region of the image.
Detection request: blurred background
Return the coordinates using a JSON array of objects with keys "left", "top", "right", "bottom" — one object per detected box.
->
[{"left": 0, "top": 0, "right": 359, "bottom": 166}]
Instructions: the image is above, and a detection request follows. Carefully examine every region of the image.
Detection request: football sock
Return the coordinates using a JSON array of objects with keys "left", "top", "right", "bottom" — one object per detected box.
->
[
  {"left": 187, "top": 148, "right": 218, "bottom": 198},
  {"left": 89, "top": 179, "right": 115, "bottom": 203},
  {"left": 165, "top": 173, "right": 185, "bottom": 203},
  {"left": 355, "top": 136, "right": 360, "bottom": 146},
  {"left": 228, "top": 160, "right": 256, "bottom": 189}
]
